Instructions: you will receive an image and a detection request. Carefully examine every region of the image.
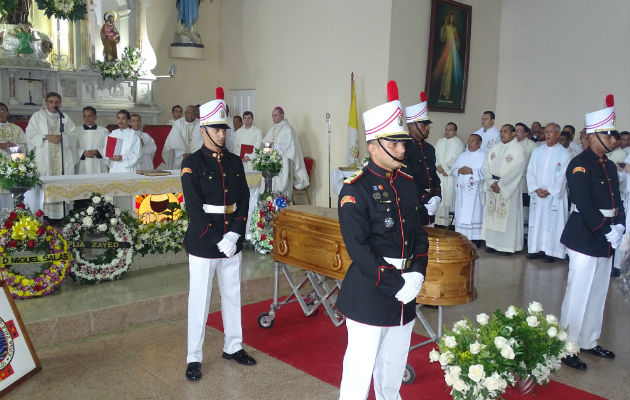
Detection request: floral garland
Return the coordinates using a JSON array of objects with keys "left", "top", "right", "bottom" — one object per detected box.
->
[
  {"left": 133, "top": 209, "right": 189, "bottom": 256},
  {"left": 0, "top": 204, "right": 71, "bottom": 299},
  {"left": 95, "top": 47, "right": 145, "bottom": 81},
  {"left": 35, "top": 0, "right": 87, "bottom": 21},
  {"left": 0, "top": 150, "right": 40, "bottom": 190},
  {"left": 251, "top": 148, "right": 282, "bottom": 174},
  {"left": 249, "top": 192, "right": 289, "bottom": 254},
  {"left": 61, "top": 194, "right": 134, "bottom": 283}
]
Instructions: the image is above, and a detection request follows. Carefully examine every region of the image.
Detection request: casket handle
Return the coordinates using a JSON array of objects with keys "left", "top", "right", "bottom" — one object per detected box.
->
[
  {"left": 277, "top": 229, "right": 289, "bottom": 256},
  {"left": 330, "top": 242, "right": 343, "bottom": 271}
]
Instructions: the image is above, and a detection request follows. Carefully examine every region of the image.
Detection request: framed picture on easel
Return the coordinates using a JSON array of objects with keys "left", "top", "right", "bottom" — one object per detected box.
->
[
  {"left": 0, "top": 281, "right": 41, "bottom": 395},
  {"left": 425, "top": 0, "right": 472, "bottom": 113}
]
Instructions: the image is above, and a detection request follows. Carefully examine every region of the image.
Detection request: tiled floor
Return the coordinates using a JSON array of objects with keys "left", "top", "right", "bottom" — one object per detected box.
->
[{"left": 5, "top": 247, "right": 630, "bottom": 400}]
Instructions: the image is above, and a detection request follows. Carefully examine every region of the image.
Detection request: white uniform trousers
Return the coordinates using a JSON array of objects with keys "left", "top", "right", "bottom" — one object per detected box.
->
[
  {"left": 560, "top": 249, "right": 612, "bottom": 349},
  {"left": 187, "top": 252, "right": 243, "bottom": 363},
  {"left": 339, "top": 318, "right": 414, "bottom": 400}
]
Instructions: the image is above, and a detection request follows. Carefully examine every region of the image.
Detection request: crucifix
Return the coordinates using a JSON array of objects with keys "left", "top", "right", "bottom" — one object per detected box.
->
[{"left": 18, "top": 72, "right": 43, "bottom": 106}]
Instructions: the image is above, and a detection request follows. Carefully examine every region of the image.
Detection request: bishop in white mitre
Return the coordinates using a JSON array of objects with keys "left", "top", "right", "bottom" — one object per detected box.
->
[
  {"left": 526, "top": 123, "right": 571, "bottom": 261},
  {"left": 130, "top": 114, "right": 156, "bottom": 170},
  {"left": 162, "top": 105, "right": 202, "bottom": 169},
  {"left": 434, "top": 122, "right": 464, "bottom": 226},
  {"left": 25, "top": 93, "right": 78, "bottom": 218},
  {"left": 235, "top": 111, "right": 262, "bottom": 173},
  {"left": 75, "top": 107, "right": 109, "bottom": 174},
  {"left": 452, "top": 134, "right": 485, "bottom": 242},
  {"left": 262, "top": 107, "right": 309, "bottom": 196},
  {"left": 481, "top": 124, "right": 527, "bottom": 253}
]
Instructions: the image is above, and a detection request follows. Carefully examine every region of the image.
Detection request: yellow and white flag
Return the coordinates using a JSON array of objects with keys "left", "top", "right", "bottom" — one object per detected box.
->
[{"left": 345, "top": 72, "right": 359, "bottom": 166}]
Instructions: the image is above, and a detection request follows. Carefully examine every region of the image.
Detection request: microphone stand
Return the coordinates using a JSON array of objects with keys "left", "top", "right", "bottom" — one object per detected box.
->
[
  {"left": 57, "top": 107, "right": 67, "bottom": 217},
  {"left": 326, "top": 113, "right": 331, "bottom": 208}
]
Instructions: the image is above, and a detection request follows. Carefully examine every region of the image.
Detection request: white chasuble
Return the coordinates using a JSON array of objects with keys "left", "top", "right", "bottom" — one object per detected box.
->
[
  {"left": 526, "top": 143, "right": 570, "bottom": 258},
  {"left": 452, "top": 149, "right": 486, "bottom": 240},
  {"left": 162, "top": 118, "right": 202, "bottom": 169},
  {"left": 76, "top": 125, "right": 109, "bottom": 174},
  {"left": 518, "top": 138, "right": 537, "bottom": 194},
  {"left": 474, "top": 126, "right": 500, "bottom": 154},
  {"left": 261, "top": 119, "right": 309, "bottom": 197},
  {"left": 481, "top": 138, "right": 526, "bottom": 252},
  {"left": 434, "top": 136, "right": 464, "bottom": 226},
  {"left": 135, "top": 130, "right": 157, "bottom": 170}
]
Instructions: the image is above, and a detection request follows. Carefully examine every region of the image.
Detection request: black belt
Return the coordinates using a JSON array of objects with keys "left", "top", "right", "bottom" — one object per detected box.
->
[{"left": 492, "top": 175, "right": 500, "bottom": 180}]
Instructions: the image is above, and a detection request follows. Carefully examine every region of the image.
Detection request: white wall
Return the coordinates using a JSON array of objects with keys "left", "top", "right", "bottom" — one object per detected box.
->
[
  {"left": 388, "top": 0, "right": 502, "bottom": 145},
  {"left": 495, "top": 0, "right": 630, "bottom": 131}
]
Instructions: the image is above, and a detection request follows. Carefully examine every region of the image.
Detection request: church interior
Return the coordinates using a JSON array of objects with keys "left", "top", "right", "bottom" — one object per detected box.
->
[{"left": 0, "top": 0, "right": 629, "bottom": 399}]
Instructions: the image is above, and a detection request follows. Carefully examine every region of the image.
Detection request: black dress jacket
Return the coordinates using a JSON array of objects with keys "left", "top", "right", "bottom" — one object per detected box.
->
[{"left": 402, "top": 138, "right": 441, "bottom": 224}]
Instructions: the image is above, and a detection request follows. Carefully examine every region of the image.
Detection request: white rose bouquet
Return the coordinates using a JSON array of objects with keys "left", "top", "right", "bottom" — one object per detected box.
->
[{"left": 0, "top": 151, "right": 40, "bottom": 190}]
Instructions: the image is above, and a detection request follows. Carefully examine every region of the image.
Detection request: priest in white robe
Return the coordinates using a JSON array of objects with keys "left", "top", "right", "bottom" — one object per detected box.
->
[
  {"left": 235, "top": 111, "right": 262, "bottom": 173},
  {"left": 130, "top": 113, "right": 157, "bottom": 170},
  {"left": 452, "top": 134, "right": 485, "bottom": 243},
  {"left": 261, "top": 107, "right": 309, "bottom": 197},
  {"left": 167, "top": 105, "right": 183, "bottom": 126},
  {"left": 162, "top": 105, "right": 202, "bottom": 169},
  {"left": 0, "top": 103, "right": 26, "bottom": 153},
  {"left": 25, "top": 92, "right": 78, "bottom": 218},
  {"left": 481, "top": 124, "right": 527, "bottom": 254},
  {"left": 434, "top": 122, "right": 464, "bottom": 226},
  {"left": 75, "top": 106, "right": 109, "bottom": 174},
  {"left": 473, "top": 111, "right": 500, "bottom": 153},
  {"left": 103, "top": 110, "right": 141, "bottom": 173},
  {"left": 526, "top": 123, "right": 571, "bottom": 262}
]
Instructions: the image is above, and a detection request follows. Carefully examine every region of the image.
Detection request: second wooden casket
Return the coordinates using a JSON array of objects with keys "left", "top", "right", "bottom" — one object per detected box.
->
[{"left": 271, "top": 205, "right": 477, "bottom": 305}]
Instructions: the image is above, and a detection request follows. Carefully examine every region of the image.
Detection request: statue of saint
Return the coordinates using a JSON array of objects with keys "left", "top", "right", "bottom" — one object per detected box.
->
[
  {"left": 16, "top": 24, "right": 34, "bottom": 55},
  {"left": 174, "top": 0, "right": 202, "bottom": 46},
  {"left": 100, "top": 11, "right": 120, "bottom": 61}
]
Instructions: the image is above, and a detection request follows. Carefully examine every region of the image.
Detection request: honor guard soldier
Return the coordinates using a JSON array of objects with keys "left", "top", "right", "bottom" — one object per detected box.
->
[
  {"left": 559, "top": 94, "right": 624, "bottom": 370},
  {"left": 336, "top": 81, "right": 429, "bottom": 400},
  {"left": 182, "top": 87, "right": 256, "bottom": 382},
  {"left": 403, "top": 91, "right": 442, "bottom": 225}
]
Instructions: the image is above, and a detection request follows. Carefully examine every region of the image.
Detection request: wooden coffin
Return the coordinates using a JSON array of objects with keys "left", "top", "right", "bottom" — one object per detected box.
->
[{"left": 271, "top": 206, "right": 477, "bottom": 305}]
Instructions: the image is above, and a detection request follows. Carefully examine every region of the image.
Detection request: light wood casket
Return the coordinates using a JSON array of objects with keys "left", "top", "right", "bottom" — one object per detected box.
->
[{"left": 271, "top": 206, "right": 477, "bottom": 305}]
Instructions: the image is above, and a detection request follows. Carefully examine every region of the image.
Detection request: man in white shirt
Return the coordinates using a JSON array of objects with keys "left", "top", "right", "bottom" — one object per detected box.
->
[
  {"left": 75, "top": 106, "right": 109, "bottom": 174},
  {"left": 434, "top": 122, "right": 464, "bottom": 227},
  {"left": 0, "top": 102, "right": 26, "bottom": 153},
  {"left": 473, "top": 111, "right": 500, "bottom": 153},
  {"left": 261, "top": 106, "right": 309, "bottom": 197},
  {"left": 130, "top": 113, "right": 157, "bottom": 171},
  {"left": 25, "top": 92, "right": 78, "bottom": 218},
  {"left": 481, "top": 124, "right": 527, "bottom": 254},
  {"left": 452, "top": 134, "right": 486, "bottom": 245},
  {"left": 167, "top": 105, "right": 183, "bottom": 125},
  {"left": 562, "top": 125, "right": 582, "bottom": 156},
  {"left": 526, "top": 123, "right": 571, "bottom": 263},
  {"left": 233, "top": 115, "right": 243, "bottom": 132},
  {"left": 103, "top": 110, "right": 141, "bottom": 173},
  {"left": 559, "top": 131, "right": 577, "bottom": 160},
  {"left": 516, "top": 122, "right": 537, "bottom": 232},
  {"left": 234, "top": 111, "right": 262, "bottom": 173},
  {"left": 163, "top": 105, "right": 202, "bottom": 169}
]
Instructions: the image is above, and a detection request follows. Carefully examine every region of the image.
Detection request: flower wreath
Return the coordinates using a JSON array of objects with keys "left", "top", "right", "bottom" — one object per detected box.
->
[
  {"left": 249, "top": 192, "right": 289, "bottom": 254},
  {"left": 61, "top": 194, "right": 135, "bottom": 283},
  {"left": 0, "top": 204, "right": 71, "bottom": 299},
  {"left": 134, "top": 206, "right": 189, "bottom": 256}
]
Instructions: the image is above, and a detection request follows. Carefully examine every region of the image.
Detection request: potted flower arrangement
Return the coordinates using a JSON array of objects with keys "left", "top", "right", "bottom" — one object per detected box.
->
[
  {"left": 133, "top": 204, "right": 189, "bottom": 256},
  {"left": 0, "top": 150, "right": 40, "bottom": 206},
  {"left": 95, "top": 47, "right": 145, "bottom": 81},
  {"left": 429, "top": 301, "right": 579, "bottom": 399},
  {"left": 249, "top": 192, "right": 289, "bottom": 254},
  {"left": 251, "top": 148, "right": 282, "bottom": 195},
  {"left": 35, "top": 0, "right": 87, "bottom": 21}
]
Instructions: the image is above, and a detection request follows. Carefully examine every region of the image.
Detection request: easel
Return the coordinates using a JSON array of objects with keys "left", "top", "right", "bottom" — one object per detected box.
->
[{"left": 18, "top": 73, "right": 43, "bottom": 106}]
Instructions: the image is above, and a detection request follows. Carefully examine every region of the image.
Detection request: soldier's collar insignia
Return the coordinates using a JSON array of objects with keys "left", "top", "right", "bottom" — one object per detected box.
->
[{"left": 344, "top": 169, "right": 364, "bottom": 184}]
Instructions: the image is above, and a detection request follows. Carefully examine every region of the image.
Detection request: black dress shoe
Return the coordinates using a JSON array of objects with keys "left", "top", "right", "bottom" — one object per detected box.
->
[
  {"left": 185, "top": 362, "right": 202, "bottom": 381},
  {"left": 611, "top": 268, "right": 621, "bottom": 278},
  {"left": 561, "top": 355, "right": 587, "bottom": 370},
  {"left": 580, "top": 345, "right": 615, "bottom": 359},
  {"left": 526, "top": 252, "right": 541, "bottom": 259},
  {"left": 222, "top": 349, "right": 257, "bottom": 366},
  {"left": 499, "top": 251, "right": 512, "bottom": 256},
  {"left": 486, "top": 247, "right": 497, "bottom": 253},
  {"left": 543, "top": 256, "right": 555, "bottom": 263}
]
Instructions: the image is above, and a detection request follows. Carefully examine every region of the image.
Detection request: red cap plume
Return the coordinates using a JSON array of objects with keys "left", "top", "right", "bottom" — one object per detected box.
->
[
  {"left": 387, "top": 80, "right": 399, "bottom": 102},
  {"left": 216, "top": 87, "right": 225, "bottom": 100},
  {"left": 420, "top": 91, "right": 427, "bottom": 102},
  {"left": 606, "top": 94, "right": 614, "bottom": 107}
]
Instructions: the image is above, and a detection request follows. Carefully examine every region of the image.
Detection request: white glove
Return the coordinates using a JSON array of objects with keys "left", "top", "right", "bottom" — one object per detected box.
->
[
  {"left": 395, "top": 272, "right": 424, "bottom": 304},
  {"left": 424, "top": 196, "right": 441, "bottom": 216},
  {"left": 605, "top": 224, "right": 624, "bottom": 248},
  {"left": 217, "top": 232, "right": 240, "bottom": 257}
]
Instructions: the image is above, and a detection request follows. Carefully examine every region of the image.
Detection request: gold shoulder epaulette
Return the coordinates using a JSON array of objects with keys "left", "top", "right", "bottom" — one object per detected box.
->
[
  {"left": 344, "top": 169, "right": 364, "bottom": 184},
  {"left": 398, "top": 170, "right": 413, "bottom": 180}
]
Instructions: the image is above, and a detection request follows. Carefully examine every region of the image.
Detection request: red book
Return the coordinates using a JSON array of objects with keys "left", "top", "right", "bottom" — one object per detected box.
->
[
  {"left": 240, "top": 144, "right": 254, "bottom": 159},
  {"left": 105, "top": 136, "right": 122, "bottom": 157}
]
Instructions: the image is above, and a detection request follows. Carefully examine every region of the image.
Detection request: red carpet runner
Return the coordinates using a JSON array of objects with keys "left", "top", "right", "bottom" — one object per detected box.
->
[{"left": 207, "top": 299, "right": 606, "bottom": 400}]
